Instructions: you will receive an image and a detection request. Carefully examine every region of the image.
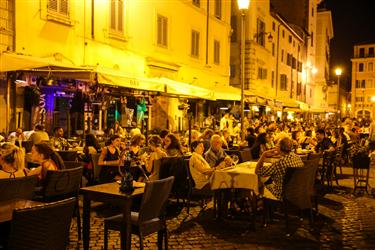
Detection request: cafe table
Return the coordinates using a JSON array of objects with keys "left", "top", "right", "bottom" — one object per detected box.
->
[
  {"left": 80, "top": 182, "right": 144, "bottom": 250},
  {"left": 0, "top": 199, "right": 44, "bottom": 223}
]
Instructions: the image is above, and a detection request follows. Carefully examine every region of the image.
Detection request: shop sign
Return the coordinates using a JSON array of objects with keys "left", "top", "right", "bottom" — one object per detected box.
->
[{"left": 38, "top": 93, "right": 46, "bottom": 126}]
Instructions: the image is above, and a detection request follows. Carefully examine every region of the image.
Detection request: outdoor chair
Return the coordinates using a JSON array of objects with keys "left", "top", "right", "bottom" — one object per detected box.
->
[
  {"left": 103, "top": 176, "right": 175, "bottom": 250},
  {"left": 159, "top": 157, "right": 190, "bottom": 205},
  {"left": 0, "top": 175, "right": 38, "bottom": 202},
  {"left": 263, "top": 162, "right": 319, "bottom": 237},
  {"left": 34, "top": 166, "right": 83, "bottom": 240},
  {"left": 58, "top": 150, "right": 78, "bottom": 161},
  {"left": 7, "top": 197, "right": 76, "bottom": 250},
  {"left": 352, "top": 153, "right": 371, "bottom": 194}
]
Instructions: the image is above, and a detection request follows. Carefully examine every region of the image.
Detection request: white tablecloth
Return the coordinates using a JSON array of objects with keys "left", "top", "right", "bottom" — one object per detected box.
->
[{"left": 210, "top": 161, "right": 270, "bottom": 193}]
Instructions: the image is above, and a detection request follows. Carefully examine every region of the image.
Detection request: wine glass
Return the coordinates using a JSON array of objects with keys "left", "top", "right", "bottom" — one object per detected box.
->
[{"left": 231, "top": 155, "right": 239, "bottom": 166}]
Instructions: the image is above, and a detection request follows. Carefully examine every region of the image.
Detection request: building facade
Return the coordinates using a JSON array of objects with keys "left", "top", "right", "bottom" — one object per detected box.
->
[
  {"left": 351, "top": 42, "right": 375, "bottom": 119},
  {"left": 1, "top": 0, "right": 233, "bottom": 133}
]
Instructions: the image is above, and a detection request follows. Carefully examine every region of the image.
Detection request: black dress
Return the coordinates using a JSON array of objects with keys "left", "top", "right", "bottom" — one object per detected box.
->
[{"left": 99, "top": 147, "right": 120, "bottom": 183}]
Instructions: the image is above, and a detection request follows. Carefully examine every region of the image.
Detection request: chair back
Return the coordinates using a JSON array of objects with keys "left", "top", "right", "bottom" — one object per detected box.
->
[
  {"left": 7, "top": 198, "right": 76, "bottom": 250},
  {"left": 42, "top": 167, "right": 83, "bottom": 200},
  {"left": 91, "top": 153, "right": 101, "bottom": 182},
  {"left": 0, "top": 175, "right": 38, "bottom": 202},
  {"left": 138, "top": 176, "right": 175, "bottom": 223},
  {"left": 308, "top": 153, "right": 321, "bottom": 161},
  {"left": 283, "top": 161, "right": 319, "bottom": 209},
  {"left": 159, "top": 157, "right": 189, "bottom": 197},
  {"left": 239, "top": 149, "right": 252, "bottom": 162},
  {"left": 22, "top": 140, "right": 34, "bottom": 153},
  {"left": 148, "top": 158, "right": 162, "bottom": 181},
  {"left": 63, "top": 161, "right": 84, "bottom": 169},
  {"left": 58, "top": 150, "right": 78, "bottom": 161},
  {"left": 352, "top": 154, "right": 370, "bottom": 169}
]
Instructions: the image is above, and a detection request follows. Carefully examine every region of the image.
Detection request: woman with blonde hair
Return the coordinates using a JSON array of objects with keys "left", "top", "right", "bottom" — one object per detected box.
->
[{"left": 0, "top": 143, "right": 27, "bottom": 179}]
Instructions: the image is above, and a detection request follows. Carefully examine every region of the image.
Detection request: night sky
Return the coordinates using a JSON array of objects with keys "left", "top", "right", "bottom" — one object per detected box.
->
[{"left": 320, "top": 0, "right": 375, "bottom": 89}]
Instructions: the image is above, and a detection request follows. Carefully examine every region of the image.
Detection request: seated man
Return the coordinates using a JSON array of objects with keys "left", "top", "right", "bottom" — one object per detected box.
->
[
  {"left": 255, "top": 137, "right": 304, "bottom": 200},
  {"left": 204, "top": 134, "right": 232, "bottom": 168},
  {"left": 50, "top": 127, "right": 71, "bottom": 150},
  {"left": 313, "top": 128, "right": 334, "bottom": 153},
  {"left": 29, "top": 124, "right": 50, "bottom": 145}
]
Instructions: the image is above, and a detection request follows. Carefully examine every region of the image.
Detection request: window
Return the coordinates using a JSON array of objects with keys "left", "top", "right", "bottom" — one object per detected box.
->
[
  {"left": 230, "top": 64, "right": 235, "bottom": 78},
  {"left": 297, "top": 61, "right": 303, "bottom": 72},
  {"left": 157, "top": 14, "right": 168, "bottom": 47},
  {"left": 359, "top": 63, "right": 364, "bottom": 72},
  {"left": 288, "top": 35, "right": 292, "bottom": 43},
  {"left": 359, "top": 48, "right": 365, "bottom": 57},
  {"left": 281, "top": 49, "right": 284, "bottom": 62},
  {"left": 297, "top": 82, "right": 302, "bottom": 95},
  {"left": 282, "top": 29, "right": 285, "bottom": 38},
  {"left": 256, "top": 18, "right": 265, "bottom": 46},
  {"left": 368, "top": 79, "right": 373, "bottom": 88},
  {"left": 286, "top": 53, "right": 292, "bottom": 66},
  {"left": 280, "top": 74, "right": 287, "bottom": 90},
  {"left": 230, "top": 16, "right": 237, "bottom": 42},
  {"left": 192, "top": 0, "right": 200, "bottom": 7},
  {"left": 272, "top": 43, "right": 275, "bottom": 56},
  {"left": 110, "top": 0, "right": 124, "bottom": 34},
  {"left": 214, "top": 0, "right": 222, "bottom": 19},
  {"left": 191, "top": 30, "right": 200, "bottom": 58},
  {"left": 214, "top": 40, "right": 220, "bottom": 64},
  {"left": 356, "top": 80, "right": 366, "bottom": 88},
  {"left": 272, "top": 22, "right": 276, "bottom": 31},
  {"left": 257, "top": 67, "right": 267, "bottom": 80},
  {"left": 310, "top": 32, "right": 313, "bottom": 47},
  {"left": 48, "top": 0, "right": 69, "bottom": 17},
  {"left": 356, "top": 97, "right": 364, "bottom": 102},
  {"left": 369, "top": 62, "right": 373, "bottom": 71},
  {"left": 311, "top": 7, "right": 314, "bottom": 17},
  {"left": 369, "top": 47, "right": 374, "bottom": 57},
  {"left": 292, "top": 57, "right": 297, "bottom": 69},
  {"left": 271, "top": 71, "right": 274, "bottom": 88}
]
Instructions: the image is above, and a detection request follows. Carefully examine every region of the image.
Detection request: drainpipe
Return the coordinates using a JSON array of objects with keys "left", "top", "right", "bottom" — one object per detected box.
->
[{"left": 205, "top": 1, "right": 209, "bottom": 65}]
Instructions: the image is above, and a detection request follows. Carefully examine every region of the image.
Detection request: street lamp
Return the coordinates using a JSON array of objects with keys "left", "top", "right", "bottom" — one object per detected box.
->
[
  {"left": 238, "top": 0, "right": 250, "bottom": 140},
  {"left": 335, "top": 67, "right": 342, "bottom": 121}
]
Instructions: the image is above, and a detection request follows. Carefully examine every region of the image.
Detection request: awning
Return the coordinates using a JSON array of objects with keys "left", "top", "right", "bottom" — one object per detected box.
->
[
  {"left": 282, "top": 99, "right": 300, "bottom": 108},
  {"left": 213, "top": 85, "right": 241, "bottom": 101},
  {"left": 309, "top": 107, "right": 336, "bottom": 113},
  {"left": 96, "top": 67, "right": 165, "bottom": 92},
  {"left": 152, "top": 77, "right": 215, "bottom": 100},
  {"left": 0, "top": 52, "right": 87, "bottom": 72}
]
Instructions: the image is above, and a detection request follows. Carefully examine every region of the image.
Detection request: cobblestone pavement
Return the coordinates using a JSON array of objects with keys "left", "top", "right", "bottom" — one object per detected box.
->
[{"left": 68, "top": 166, "right": 375, "bottom": 249}]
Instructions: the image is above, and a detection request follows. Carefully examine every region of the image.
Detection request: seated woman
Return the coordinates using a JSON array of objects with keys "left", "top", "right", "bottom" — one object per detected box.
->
[
  {"left": 28, "top": 143, "right": 65, "bottom": 181},
  {"left": 0, "top": 143, "right": 27, "bottom": 179},
  {"left": 189, "top": 141, "right": 224, "bottom": 190},
  {"left": 164, "top": 133, "right": 183, "bottom": 157},
  {"left": 98, "top": 135, "right": 122, "bottom": 183},
  {"left": 127, "top": 134, "right": 148, "bottom": 181},
  {"left": 80, "top": 133, "right": 102, "bottom": 184},
  {"left": 108, "top": 121, "right": 126, "bottom": 138},
  {"left": 145, "top": 135, "right": 167, "bottom": 180},
  {"left": 250, "top": 132, "right": 268, "bottom": 159}
]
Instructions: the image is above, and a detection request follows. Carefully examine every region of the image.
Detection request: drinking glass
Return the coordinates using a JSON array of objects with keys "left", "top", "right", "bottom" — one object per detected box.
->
[{"left": 231, "top": 155, "right": 239, "bottom": 166}]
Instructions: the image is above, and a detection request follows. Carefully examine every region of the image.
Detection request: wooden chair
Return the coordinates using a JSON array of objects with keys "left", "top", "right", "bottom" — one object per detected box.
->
[
  {"left": 7, "top": 198, "right": 76, "bottom": 250},
  {"left": 0, "top": 175, "right": 38, "bottom": 202},
  {"left": 103, "top": 177, "right": 175, "bottom": 250}
]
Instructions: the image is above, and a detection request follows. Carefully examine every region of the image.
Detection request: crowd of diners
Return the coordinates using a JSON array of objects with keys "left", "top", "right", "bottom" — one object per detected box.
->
[{"left": 0, "top": 115, "right": 373, "bottom": 201}]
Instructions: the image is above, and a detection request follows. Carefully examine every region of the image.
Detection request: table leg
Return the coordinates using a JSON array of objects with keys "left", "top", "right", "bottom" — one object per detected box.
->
[
  {"left": 120, "top": 199, "right": 133, "bottom": 250},
  {"left": 83, "top": 196, "right": 91, "bottom": 250}
]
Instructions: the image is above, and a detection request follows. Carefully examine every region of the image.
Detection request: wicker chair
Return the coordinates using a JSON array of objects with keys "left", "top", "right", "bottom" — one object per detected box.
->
[
  {"left": 7, "top": 198, "right": 76, "bottom": 250},
  {"left": 352, "top": 153, "right": 371, "bottom": 194},
  {"left": 35, "top": 167, "right": 83, "bottom": 240},
  {"left": 263, "top": 162, "right": 319, "bottom": 237},
  {"left": 103, "top": 176, "right": 175, "bottom": 250},
  {"left": 0, "top": 175, "right": 38, "bottom": 202}
]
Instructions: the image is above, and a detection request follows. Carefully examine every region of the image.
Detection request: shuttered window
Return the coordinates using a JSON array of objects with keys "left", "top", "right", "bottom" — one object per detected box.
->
[
  {"left": 157, "top": 14, "right": 168, "bottom": 47},
  {"left": 191, "top": 30, "right": 200, "bottom": 58},
  {"left": 47, "top": 0, "right": 69, "bottom": 17},
  {"left": 110, "top": 0, "right": 124, "bottom": 34},
  {"left": 214, "top": 40, "right": 220, "bottom": 64}
]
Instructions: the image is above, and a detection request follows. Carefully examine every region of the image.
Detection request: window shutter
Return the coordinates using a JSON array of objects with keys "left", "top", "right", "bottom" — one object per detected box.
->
[
  {"left": 110, "top": 0, "right": 116, "bottom": 30},
  {"left": 117, "top": 0, "right": 123, "bottom": 32},
  {"left": 48, "top": 0, "right": 58, "bottom": 11},
  {"left": 60, "top": 0, "right": 69, "bottom": 16}
]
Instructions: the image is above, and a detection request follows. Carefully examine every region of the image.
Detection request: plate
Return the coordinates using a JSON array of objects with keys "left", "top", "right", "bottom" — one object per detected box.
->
[{"left": 116, "top": 180, "right": 145, "bottom": 188}]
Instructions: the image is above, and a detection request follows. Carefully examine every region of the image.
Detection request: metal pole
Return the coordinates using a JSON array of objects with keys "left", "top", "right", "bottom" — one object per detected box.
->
[
  {"left": 337, "top": 75, "right": 340, "bottom": 122},
  {"left": 240, "top": 11, "right": 245, "bottom": 141}
]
